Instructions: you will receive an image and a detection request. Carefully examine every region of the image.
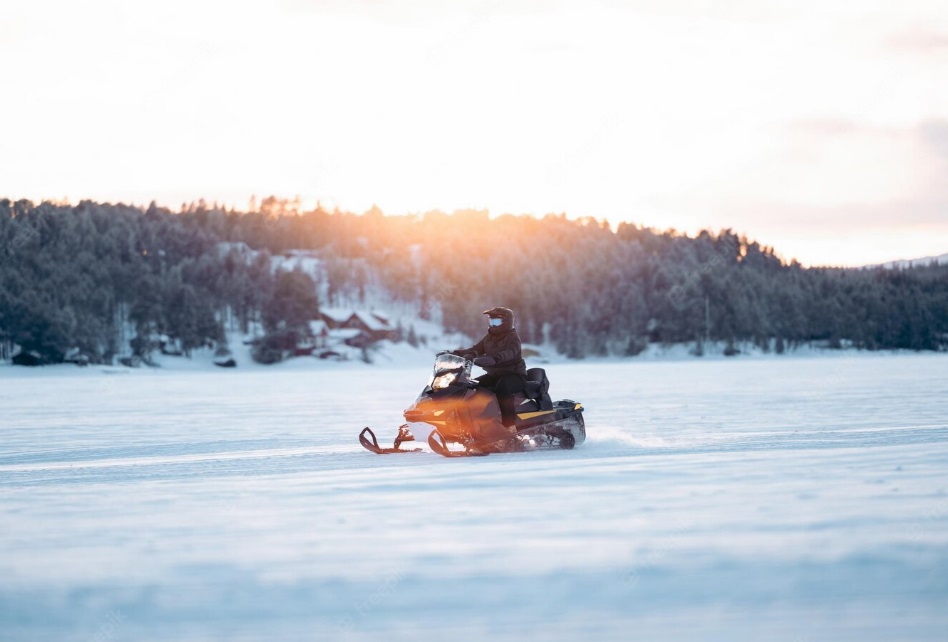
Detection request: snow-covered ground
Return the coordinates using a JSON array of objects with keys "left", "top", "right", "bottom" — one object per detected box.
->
[{"left": 1, "top": 353, "right": 947, "bottom": 641}]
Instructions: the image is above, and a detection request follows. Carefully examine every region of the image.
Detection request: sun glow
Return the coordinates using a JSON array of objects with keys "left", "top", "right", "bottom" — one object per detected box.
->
[{"left": 1, "top": 0, "right": 946, "bottom": 266}]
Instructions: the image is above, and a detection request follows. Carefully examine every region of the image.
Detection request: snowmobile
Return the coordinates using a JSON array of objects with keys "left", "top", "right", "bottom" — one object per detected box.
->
[{"left": 359, "top": 353, "right": 585, "bottom": 457}]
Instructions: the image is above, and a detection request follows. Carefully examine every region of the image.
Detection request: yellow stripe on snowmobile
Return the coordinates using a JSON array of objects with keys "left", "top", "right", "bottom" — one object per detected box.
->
[
  {"left": 517, "top": 410, "right": 557, "bottom": 420},
  {"left": 574, "top": 403, "right": 583, "bottom": 411}
]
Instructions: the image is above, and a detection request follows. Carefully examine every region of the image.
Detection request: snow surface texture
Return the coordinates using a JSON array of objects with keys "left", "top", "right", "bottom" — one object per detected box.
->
[{"left": 1, "top": 353, "right": 947, "bottom": 641}]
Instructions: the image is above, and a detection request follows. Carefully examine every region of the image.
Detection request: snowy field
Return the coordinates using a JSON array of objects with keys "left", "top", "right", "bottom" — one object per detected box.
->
[{"left": 2, "top": 353, "right": 947, "bottom": 641}]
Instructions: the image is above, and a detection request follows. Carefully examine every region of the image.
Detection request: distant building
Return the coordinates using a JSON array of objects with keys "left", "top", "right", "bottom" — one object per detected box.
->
[
  {"left": 317, "top": 308, "right": 397, "bottom": 346},
  {"left": 319, "top": 308, "right": 353, "bottom": 330},
  {"left": 328, "top": 327, "right": 365, "bottom": 348},
  {"left": 342, "top": 311, "right": 397, "bottom": 343},
  {"left": 307, "top": 320, "right": 329, "bottom": 349},
  {"left": 12, "top": 349, "right": 42, "bottom": 366}
]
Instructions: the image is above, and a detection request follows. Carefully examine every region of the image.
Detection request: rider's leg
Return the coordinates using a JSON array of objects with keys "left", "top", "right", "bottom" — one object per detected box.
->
[
  {"left": 474, "top": 373, "right": 498, "bottom": 390},
  {"left": 493, "top": 374, "right": 526, "bottom": 428}
]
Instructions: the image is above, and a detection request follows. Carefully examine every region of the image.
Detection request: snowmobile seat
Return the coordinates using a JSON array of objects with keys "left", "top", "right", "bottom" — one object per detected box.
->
[{"left": 524, "top": 368, "right": 554, "bottom": 411}]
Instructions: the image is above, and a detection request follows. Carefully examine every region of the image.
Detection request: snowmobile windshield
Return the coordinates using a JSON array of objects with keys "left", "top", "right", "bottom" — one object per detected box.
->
[{"left": 429, "top": 353, "right": 472, "bottom": 391}]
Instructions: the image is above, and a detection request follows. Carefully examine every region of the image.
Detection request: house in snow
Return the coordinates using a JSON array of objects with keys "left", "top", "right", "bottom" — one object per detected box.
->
[
  {"left": 317, "top": 308, "right": 397, "bottom": 346},
  {"left": 342, "top": 311, "right": 397, "bottom": 343},
  {"left": 319, "top": 308, "right": 353, "bottom": 330},
  {"left": 308, "top": 320, "right": 329, "bottom": 347},
  {"left": 290, "top": 320, "right": 330, "bottom": 356},
  {"left": 327, "top": 327, "right": 365, "bottom": 348}
]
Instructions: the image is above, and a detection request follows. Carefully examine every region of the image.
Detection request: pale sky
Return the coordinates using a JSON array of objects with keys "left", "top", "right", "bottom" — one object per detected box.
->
[{"left": 2, "top": 0, "right": 947, "bottom": 266}]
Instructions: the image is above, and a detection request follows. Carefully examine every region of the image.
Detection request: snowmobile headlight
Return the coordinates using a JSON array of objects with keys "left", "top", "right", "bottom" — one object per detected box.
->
[{"left": 431, "top": 372, "right": 457, "bottom": 390}]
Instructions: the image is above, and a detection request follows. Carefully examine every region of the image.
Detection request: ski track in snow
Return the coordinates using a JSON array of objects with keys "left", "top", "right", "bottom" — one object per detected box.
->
[{"left": 1, "top": 354, "right": 947, "bottom": 641}]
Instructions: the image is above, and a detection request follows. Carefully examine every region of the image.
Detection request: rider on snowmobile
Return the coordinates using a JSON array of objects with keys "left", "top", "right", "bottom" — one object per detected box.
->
[{"left": 453, "top": 307, "right": 528, "bottom": 429}]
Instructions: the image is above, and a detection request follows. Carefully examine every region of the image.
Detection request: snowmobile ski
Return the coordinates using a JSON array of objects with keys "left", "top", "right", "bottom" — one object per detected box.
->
[
  {"left": 427, "top": 430, "right": 490, "bottom": 457},
  {"left": 359, "top": 425, "right": 423, "bottom": 454}
]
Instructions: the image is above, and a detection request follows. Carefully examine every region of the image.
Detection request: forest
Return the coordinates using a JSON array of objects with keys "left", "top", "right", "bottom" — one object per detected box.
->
[{"left": 1, "top": 197, "right": 947, "bottom": 365}]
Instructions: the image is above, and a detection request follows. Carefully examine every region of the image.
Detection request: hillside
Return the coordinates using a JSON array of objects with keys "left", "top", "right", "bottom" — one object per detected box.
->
[
  {"left": 880, "top": 253, "right": 948, "bottom": 269},
  {"left": 2, "top": 197, "right": 947, "bottom": 365}
]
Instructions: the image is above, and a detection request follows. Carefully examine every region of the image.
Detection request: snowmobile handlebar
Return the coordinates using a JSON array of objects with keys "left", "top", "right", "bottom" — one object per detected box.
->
[{"left": 436, "top": 349, "right": 474, "bottom": 362}]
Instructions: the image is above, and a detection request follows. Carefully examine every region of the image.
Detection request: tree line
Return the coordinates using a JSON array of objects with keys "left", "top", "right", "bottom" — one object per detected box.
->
[
  {"left": 1, "top": 197, "right": 946, "bottom": 365},
  {"left": 0, "top": 199, "right": 317, "bottom": 364}
]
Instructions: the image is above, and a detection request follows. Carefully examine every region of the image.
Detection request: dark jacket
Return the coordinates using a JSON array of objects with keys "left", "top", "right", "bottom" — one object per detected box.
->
[{"left": 461, "top": 326, "right": 527, "bottom": 378}]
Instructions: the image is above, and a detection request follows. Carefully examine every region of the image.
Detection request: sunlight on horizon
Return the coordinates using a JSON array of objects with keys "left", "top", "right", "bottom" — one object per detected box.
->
[{"left": 1, "top": 0, "right": 947, "bottom": 267}]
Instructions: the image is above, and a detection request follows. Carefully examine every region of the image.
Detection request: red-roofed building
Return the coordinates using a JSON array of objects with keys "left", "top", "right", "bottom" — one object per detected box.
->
[
  {"left": 343, "top": 311, "right": 397, "bottom": 343},
  {"left": 317, "top": 309, "right": 398, "bottom": 345}
]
